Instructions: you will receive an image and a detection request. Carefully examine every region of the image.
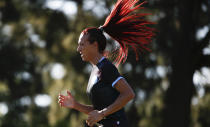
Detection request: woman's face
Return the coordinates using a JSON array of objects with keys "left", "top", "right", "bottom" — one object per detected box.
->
[{"left": 77, "top": 33, "right": 98, "bottom": 62}]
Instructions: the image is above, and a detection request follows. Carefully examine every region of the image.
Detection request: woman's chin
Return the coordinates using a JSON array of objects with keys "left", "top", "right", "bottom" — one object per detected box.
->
[{"left": 81, "top": 56, "right": 87, "bottom": 61}]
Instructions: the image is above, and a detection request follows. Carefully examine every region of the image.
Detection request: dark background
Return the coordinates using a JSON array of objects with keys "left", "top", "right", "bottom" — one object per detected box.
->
[{"left": 0, "top": 0, "right": 210, "bottom": 127}]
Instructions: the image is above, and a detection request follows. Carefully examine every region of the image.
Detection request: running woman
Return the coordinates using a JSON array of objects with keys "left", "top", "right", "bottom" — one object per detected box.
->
[{"left": 58, "top": 0, "right": 155, "bottom": 126}]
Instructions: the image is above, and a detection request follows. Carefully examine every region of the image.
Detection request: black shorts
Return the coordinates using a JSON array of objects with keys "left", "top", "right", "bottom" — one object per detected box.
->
[{"left": 84, "top": 116, "right": 129, "bottom": 127}]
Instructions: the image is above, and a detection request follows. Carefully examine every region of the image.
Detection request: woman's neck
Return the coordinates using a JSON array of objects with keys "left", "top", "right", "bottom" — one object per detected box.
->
[{"left": 90, "top": 54, "right": 104, "bottom": 66}]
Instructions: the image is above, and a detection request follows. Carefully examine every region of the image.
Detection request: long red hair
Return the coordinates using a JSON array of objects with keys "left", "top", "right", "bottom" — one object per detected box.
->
[{"left": 101, "top": 0, "right": 155, "bottom": 66}]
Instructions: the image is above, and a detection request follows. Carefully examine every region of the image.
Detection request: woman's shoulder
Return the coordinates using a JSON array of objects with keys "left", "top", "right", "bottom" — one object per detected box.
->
[{"left": 97, "top": 58, "right": 117, "bottom": 71}]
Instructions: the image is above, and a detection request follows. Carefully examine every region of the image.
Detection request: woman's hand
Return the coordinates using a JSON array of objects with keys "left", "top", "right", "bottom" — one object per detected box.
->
[
  {"left": 58, "top": 90, "right": 76, "bottom": 109},
  {"left": 86, "top": 110, "right": 104, "bottom": 127}
]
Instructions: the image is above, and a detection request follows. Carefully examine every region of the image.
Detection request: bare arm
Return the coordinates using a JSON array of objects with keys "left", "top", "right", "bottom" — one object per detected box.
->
[
  {"left": 100, "top": 78, "right": 135, "bottom": 116},
  {"left": 74, "top": 102, "right": 94, "bottom": 114},
  {"left": 58, "top": 90, "right": 94, "bottom": 114},
  {"left": 86, "top": 78, "right": 135, "bottom": 126}
]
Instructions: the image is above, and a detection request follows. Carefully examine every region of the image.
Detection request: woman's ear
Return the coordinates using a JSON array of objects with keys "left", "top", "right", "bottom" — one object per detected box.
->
[{"left": 93, "top": 41, "right": 99, "bottom": 48}]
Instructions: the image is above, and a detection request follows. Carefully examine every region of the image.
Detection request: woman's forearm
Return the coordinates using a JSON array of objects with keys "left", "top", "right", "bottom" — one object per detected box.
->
[
  {"left": 101, "top": 92, "right": 135, "bottom": 117},
  {"left": 73, "top": 102, "right": 94, "bottom": 114}
]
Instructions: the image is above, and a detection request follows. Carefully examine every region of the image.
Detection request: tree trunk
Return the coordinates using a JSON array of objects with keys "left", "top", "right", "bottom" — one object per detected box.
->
[{"left": 162, "top": 0, "right": 197, "bottom": 127}]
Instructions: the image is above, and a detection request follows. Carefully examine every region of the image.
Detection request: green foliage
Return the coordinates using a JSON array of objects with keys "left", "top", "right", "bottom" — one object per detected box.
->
[{"left": 0, "top": 0, "right": 210, "bottom": 127}]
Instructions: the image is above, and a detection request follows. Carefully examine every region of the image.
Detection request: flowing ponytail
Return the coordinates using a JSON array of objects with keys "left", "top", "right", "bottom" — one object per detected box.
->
[{"left": 101, "top": 0, "right": 155, "bottom": 66}]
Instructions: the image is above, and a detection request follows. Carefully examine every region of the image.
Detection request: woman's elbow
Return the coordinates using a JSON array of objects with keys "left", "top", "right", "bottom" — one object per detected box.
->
[
  {"left": 128, "top": 91, "right": 135, "bottom": 100},
  {"left": 131, "top": 91, "right": 135, "bottom": 99}
]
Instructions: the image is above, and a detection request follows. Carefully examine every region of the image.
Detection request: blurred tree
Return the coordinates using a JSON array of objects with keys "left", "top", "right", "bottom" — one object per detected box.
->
[
  {"left": 153, "top": 0, "right": 210, "bottom": 127},
  {"left": 0, "top": 0, "right": 210, "bottom": 127},
  {"left": 0, "top": 0, "right": 48, "bottom": 126}
]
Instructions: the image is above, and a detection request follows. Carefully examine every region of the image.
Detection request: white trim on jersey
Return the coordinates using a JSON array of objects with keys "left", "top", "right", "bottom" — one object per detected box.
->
[
  {"left": 98, "top": 56, "right": 105, "bottom": 63},
  {"left": 112, "top": 76, "right": 123, "bottom": 87}
]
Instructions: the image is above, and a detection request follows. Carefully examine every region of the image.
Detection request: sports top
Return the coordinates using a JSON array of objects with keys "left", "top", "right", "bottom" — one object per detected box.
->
[{"left": 86, "top": 57, "right": 125, "bottom": 120}]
